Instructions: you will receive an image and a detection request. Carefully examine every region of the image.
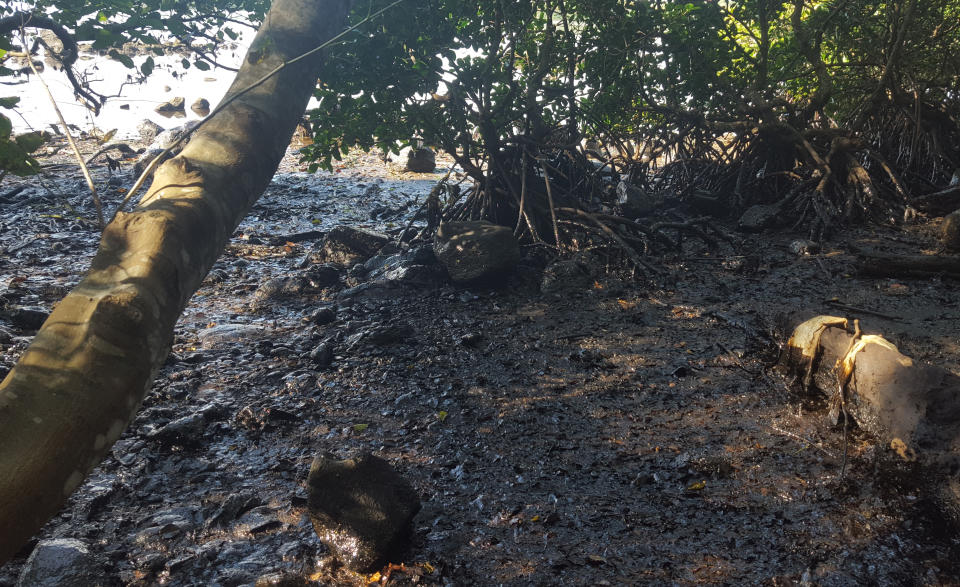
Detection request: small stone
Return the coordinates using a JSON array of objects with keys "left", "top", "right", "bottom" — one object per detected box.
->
[
  {"left": 434, "top": 221, "right": 520, "bottom": 283},
  {"left": 191, "top": 97, "right": 211, "bottom": 117},
  {"left": 405, "top": 147, "right": 436, "bottom": 173},
  {"left": 17, "top": 538, "right": 102, "bottom": 586},
  {"left": 307, "top": 452, "right": 421, "bottom": 572},
  {"left": 154, "top": 96, "right": 186, "bottom": 118}
]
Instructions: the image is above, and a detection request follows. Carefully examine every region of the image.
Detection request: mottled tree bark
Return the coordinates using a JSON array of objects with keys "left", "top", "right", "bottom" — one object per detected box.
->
[{"left": 0, "top": 0, "right": 351, "bottom": 563}]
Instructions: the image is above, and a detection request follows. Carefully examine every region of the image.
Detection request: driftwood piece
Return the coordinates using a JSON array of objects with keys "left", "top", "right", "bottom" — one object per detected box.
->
[
  {"left": 911, "top": 185, "right": 960, "bottom": 216},
  {"left": 780, "top": 316, "right": 960, "bottom": 521},
  {"left": 857, "top": 252, "right": 960, "bottom": 279}
]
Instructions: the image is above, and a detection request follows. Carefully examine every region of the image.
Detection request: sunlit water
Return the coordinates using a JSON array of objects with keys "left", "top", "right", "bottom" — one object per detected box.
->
[{"left": 7, "top": 39, "right": 251, "bottom": 139}]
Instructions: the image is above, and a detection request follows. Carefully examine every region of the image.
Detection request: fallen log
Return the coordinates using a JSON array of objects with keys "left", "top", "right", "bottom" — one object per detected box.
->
[
  {"left": 856, "top": 252, "right": 960, "bottom": 279},
  {"left": 780, "top": 316, "right": 960, "bottom": 523},
  {"left": 911, "top": 185, "right": 960, "bottom": 216}
]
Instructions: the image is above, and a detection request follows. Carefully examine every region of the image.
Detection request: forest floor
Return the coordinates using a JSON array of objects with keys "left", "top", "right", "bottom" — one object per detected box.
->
[{"left": 1, "top": 136, "right": 960, "bottom": 586}]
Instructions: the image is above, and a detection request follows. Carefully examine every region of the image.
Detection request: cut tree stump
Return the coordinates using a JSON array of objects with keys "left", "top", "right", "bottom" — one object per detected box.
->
[{"left": 780, "top": 316, "right": 960, "bottom": 523}]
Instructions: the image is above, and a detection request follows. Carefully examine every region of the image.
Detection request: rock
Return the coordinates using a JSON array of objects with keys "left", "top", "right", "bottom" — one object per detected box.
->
[
  {"left": 251, "top": 267, "right": 338, "bottom": 309},
  {"left": 254, "top": 573, "right": 310, "bottom": 587},
  {"left": 0, "top": 324, "right": 13, "bottom": 343},
  {"left": 154, "top": 96, "right": 186, "bottom": 118},
  {"left": 433, "top": 221, "right": 520, "bottom": 283},
  {"left": 382, "top": 264, "right": 446, "bottom": 287},
  {"left": 132, "top": 120, "right": 200, "bottom": 177},
  {"left": 191, "top": 97, "right": 211, "bottom": 117},
  {"left": 314, "top": 226, "right": 391, "bottom": 268},
  {"left": 541, "top": 256, "right": 594, "bottom": 294},
  {"left": 405, "top": 147, "right": 436, "bottom": 173},
  {"left": 616, "top": 181, "right": 659, "bottom": 218},
  {"left": 17, "top": 538, "right": 102, "bottom": 586},
  {"left": 199, "top": 324, "right": 266, "bottom": 349},
  {"left": 133, "top": 148, "right": 165, "bottom": 177},
  {"left": 137, "top": 119, "right": 163, "bottom": 142},
  {"left": 788, "top": 239, "right": 820, "bottom": 256},
  {"left": 344, "top": 321, "right": 413, "bottom": 350},
  {"left": 153, "top": 120, "right": 201, "bottom": 150},
  {"left": 307, "top": 305, "right": 337, "bottom": 325},
  {"left": 0, "top": 306, "right": 48, "bottom": 330},
  {"left": 309, "top": 342, "right": 335, "bottom": 368},
  {"left": 307, "top": 453, "right": 421, "bottom": 572},
  {"left": 148, "top": 412, "right": 206, "bottom": 445},
  {"left": 738, "top": 203, "right": 783, "bottom": 232},
  {"left": 942, "top": 209, "right": 960, "bottom": 251},
  {"left": 336, "top": 280, "right": 402, "bottom": 303},
  {"left": 235, "top": 506, "right": 282, "bottom": 535}
]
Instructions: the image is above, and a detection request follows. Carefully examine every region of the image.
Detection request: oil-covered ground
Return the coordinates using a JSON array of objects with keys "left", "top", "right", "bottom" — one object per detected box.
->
[{"left": 1, "top": 137, "right": 959, "bottom": 586}]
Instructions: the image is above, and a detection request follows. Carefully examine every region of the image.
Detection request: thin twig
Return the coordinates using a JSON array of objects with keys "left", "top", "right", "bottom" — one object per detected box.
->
[
  {"left": 111, "top": 0, "right": 407, "bottom": 222},
  {"left": 769, "top": 425, "right": 838, "bottom": 459},
  {"left": 22, "top": 29, "right": 104, "bottom": 228}
]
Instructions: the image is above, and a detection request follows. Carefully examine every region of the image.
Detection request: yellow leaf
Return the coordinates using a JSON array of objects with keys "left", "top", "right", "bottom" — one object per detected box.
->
[
  {"left": 687, "top": 480, "right": 706, "bottom": 491},
  {"left": 423, "top": 562, "right": 435, "bottom": 574},
  {"left": 353, "top": 423, "right": 368, "bottom": 433},
  {"left": 531, "top": 514, "right": 540, "bottom": 522},
  {"left": 436, "top": 411, "right": 448, "bottom": 422},
  {"left": 366, "top": 572, "right": 382, "bottom": 584}
]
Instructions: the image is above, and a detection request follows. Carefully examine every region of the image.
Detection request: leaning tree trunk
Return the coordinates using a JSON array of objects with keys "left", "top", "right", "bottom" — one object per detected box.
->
[{"left": 0, "top": 0, "right": 350, "bottom": 563}]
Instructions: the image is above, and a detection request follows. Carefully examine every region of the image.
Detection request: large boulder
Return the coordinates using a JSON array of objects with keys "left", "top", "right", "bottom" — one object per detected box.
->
[
  {"left": 616, "top": 180, "right": 660, "bottom": 218},
  {"left": 405, "top": 147, "right": 436, "bottom": 173},
  {"left": 433, "top": 221, "right": 520, "bottom": 283},
  {"left": 313, "top": 225, "right": 391, "bottom": 268},
  {"left": 307, "top": 453, "right": 420, "bottom": 572},
  {"left": 941, "top": 209, "right": 960, "bottom": 251}
]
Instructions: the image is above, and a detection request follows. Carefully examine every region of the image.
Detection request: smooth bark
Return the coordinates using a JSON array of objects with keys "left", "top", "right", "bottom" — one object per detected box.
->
[{"left": 0, "top": 0, "right": 350, "bottom": 563}]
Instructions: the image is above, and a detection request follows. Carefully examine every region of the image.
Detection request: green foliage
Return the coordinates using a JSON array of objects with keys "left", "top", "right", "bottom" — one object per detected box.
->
[
  {"left": 0, "top": 98, "right": 43, "bottom": 176},
  {"left": 303, "top": 0, "right": 960, "bottom": 185}
]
